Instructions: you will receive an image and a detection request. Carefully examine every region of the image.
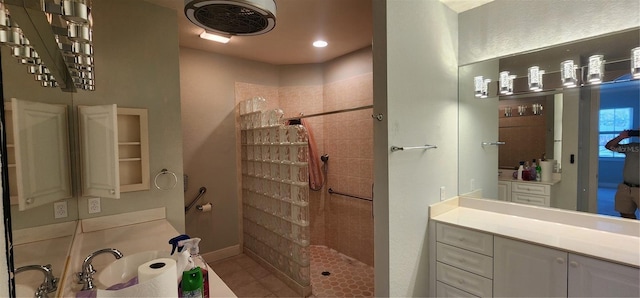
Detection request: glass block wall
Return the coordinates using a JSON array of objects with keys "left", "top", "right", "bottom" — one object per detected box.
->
[{"left": 239, "top": 97, "right": 311, "bottom": 287}]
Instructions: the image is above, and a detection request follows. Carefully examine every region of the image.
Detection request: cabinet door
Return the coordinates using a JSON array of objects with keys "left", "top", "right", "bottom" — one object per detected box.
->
[
  {"left": 78, "top": 105, "right": 120, "bottom": 198},
  {"left": 568, "top": 254, "right": 640, "bottom": 297},
  {"left": 11, "top": 99, "right": 72, "bottom": 210},
  {"left": 494, "top": 236, "right": 567, "bottom": 297},
  {"left": 497, "top": 181, "right": 511, "bottom": 201}
]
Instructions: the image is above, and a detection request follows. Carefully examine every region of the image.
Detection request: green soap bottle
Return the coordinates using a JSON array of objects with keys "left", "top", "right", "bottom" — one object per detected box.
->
[{"left": 181, "top": 267, "right": 204, "bottom": 298}]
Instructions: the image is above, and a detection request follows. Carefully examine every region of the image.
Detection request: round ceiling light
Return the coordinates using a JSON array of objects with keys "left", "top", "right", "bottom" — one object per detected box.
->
[{"left": 313, "top": 40, "right": 328, "bottom": 48}]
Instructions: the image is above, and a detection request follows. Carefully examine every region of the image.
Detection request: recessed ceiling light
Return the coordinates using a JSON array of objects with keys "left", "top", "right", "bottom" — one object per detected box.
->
[
  {"left": 313, "top": 40, "right": 328, "bottom": 48},
  {"left": 200, "top": 31, "right": 231, "bottom": 44}
]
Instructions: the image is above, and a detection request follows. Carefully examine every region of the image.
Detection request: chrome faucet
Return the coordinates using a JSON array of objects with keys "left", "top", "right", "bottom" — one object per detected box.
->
[
  {"left": 15, "top": 264, "right": 58, "bottom": 298},
  {"left": 77, "top": 248, "right": 124, "bottom": 291}
]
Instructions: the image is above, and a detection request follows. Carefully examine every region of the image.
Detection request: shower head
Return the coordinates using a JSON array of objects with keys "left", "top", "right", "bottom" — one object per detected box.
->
[
  {"left": 184, "top": 0, "right": 277, "bottom": 36},
  {"left": 321, "top": 154, "right": 329, "bottom": 163}
]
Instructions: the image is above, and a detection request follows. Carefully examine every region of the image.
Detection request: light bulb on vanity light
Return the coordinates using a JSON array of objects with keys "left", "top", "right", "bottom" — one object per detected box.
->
[
  {"left": 632, "top": 47, "right": 640, "bottom": 79},
  {"left": 499, "top": 71, "right": 510, "bottom": 94},
  {"left": 560, "top": 60, "right": 577, "bottom": 87},
  {"left": 199, "top": 31, "right": 231, "bottom": 43},
  {"left": 528, "top": 66, "right": 544, "bottom": 91},
  {"left": 474, "top": 76, "right": 484, "bottom": 97},
  {"left": 587, "top": 54, "right": 604, "bottom": 84}
]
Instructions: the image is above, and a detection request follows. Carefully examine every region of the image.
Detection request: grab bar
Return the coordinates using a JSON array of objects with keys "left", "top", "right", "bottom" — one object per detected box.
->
[
  {"left": 185, "top": 187, "right": 207, "bottom": 213},
  {"left": 481, "top": 141, "right": 505, "bottom": 146},
  {"left": 390, "top": 144, "right": 437, "bottom": 152},
  {"left": 328, "top": 188, "right": 372, "bottom": 202}
]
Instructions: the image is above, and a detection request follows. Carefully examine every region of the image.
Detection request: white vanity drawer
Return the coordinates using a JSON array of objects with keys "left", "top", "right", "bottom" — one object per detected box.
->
[
  {"left": 512, "top": 192, "right": 549, "bottom": 207},
  {"left": 436, "top": 223, "right": 493, "bottom": 256},
  {"left": 436, "top": 281, "right": 479, "bottom": 298},
  {"left": 437, "top": 262, "right": 493, "bottom": 298},
  {"left": 512, "top": 182, "right": 550, "bottom": 196},
  {"left": 437, "top": 242, "right": 493, "bottom": 279}
]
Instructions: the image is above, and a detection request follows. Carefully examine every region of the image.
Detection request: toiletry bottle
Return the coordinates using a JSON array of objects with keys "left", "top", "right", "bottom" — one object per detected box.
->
[
  {"left": 179, "top": 238, "right": 209, "bottom": 298},
  {"left": 536, "top": 160, "right": 542, "bottom": 182},
  {"left": 530, "top": 159, "right": 537, "bottom": 181},
  {"left": 517, "top": 161, "right": 524, "bottom": 180}
]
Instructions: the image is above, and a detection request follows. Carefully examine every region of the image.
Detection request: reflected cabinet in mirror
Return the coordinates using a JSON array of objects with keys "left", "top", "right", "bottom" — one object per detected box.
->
[{"left": 459, "top": 28, "right": 640, "bottom": 219}]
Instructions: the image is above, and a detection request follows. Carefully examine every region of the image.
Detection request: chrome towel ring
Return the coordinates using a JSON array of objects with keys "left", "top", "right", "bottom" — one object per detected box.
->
[{"left": 154, "top": 168, "right": 178, "bottom": 190}]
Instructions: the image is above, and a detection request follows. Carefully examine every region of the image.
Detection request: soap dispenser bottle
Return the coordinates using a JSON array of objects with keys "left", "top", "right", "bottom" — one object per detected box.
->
[
  {"left": 517, "top": 161, "right": 524, "bottom": 180},
  {"left": 178, "top": 238, "right": 209, "bottom": 298}
]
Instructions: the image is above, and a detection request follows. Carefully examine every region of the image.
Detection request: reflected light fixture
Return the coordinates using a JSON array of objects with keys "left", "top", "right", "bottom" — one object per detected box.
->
[
  {"left": 560, "top": 60, "right": 577, "bottom": 87},
  {"left": 507, "top": 75, "right": 516, "bottom": 95},
  {"left": 499, "top": 71, "right": 510, "bottom": 94},
  {"left": 199, "top": 31, "right": 230, "bottom": 43},
  {"left": 474, "top": 76, "right": 492, "bottom": 98},
  {"left": 632, "top": 47, "right": 640, "bottom": 79},
  {"left": 528, "top": 66, "right": 544, "bottom": 91},
  {"left": 587, "top": 54, "right": 604, "bottom": 84},
  {"left": 313, "top": 40, "right": 328, "bottom": 48}
]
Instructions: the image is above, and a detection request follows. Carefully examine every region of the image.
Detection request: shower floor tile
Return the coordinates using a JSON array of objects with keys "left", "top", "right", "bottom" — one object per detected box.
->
[{"left": 310, "top": 245, "right": 374, "bottom": 297}]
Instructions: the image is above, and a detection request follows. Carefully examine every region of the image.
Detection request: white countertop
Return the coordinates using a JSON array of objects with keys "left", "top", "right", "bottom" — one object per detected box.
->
[
  {"left": 60, "top": 209, "right": 236, "bottom": 297},
  {"left": 430, "top": 197, "right": 640, "bottom": 267}
]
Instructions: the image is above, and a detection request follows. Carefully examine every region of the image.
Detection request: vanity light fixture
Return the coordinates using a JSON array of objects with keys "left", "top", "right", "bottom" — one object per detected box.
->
[
  {"left": 587, "top": 54, "right": 604, "bottom": 84},
  {"left": 528, "top": 66, "right": 544, "bottom": 91},
  {"left": 474, "top": 76, "right": 484, "bottom": 97},
  {"left": 506, "top": 75, "right": 516, "bottom": 95},
  {"left": 0, "top": 0, "right": 96, "bottom": 91},
  {"left": 199, "top": 30, "right": 231, "bottom": 43},
  {"left": 560, "top": 60, "right": 578, "bottom": 87},
  {"left": 499, "top": 71, "right": 510, "bottom": 94},
  {"left": 631, "top": 47, "right": 640, "bottom": 79}
]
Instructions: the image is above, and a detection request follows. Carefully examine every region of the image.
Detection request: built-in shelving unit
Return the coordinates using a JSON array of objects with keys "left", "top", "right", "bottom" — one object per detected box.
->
[{"left": 117, "top": 107, "right": 149, "bottom": 192}]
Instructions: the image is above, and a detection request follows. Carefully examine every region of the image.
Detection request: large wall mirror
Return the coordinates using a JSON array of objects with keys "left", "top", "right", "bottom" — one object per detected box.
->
[{"left": 459, "top": 28, "right": 640, "bottom": 219}]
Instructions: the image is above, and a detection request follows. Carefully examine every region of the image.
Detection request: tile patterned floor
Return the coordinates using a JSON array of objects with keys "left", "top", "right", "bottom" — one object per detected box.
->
[
  {"left": 309, "top": 245, "right": 374, "bottom": 297},
  {"left": 210, "top": 246, "right": 374, "bottom": 297}
]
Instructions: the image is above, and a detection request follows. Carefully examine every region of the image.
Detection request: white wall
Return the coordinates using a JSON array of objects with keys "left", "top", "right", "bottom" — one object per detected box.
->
[
  {"left": 459, "top": 0, "right": 640, "bottom": 65},
  {"left": 373, "top": 0, "right": 459, "bottom": 296}
]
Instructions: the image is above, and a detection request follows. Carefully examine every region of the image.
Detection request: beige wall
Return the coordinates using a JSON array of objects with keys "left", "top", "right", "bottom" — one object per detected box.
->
[{"left": 180, "top": 47, "right": 280, "bottom": 254}]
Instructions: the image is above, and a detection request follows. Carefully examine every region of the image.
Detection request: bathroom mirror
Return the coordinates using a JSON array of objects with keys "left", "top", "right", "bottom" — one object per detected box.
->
[
  {"left": 1, "top": 46, "right": 79, "bottom": 292},
  {"left": 459, "top": 28, "right": 640, "bottom": 218}
]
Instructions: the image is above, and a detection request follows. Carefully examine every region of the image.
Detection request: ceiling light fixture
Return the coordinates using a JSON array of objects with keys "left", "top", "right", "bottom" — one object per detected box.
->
[
  {"left": 587, "top": 54, "right": 604, "bottom": 84},
  {"left": 528, "top": 66, "right": 544, "bottom": 91},
  {"left": 313, "top": 40, "right": 328, "bottom": 48},
  {"left": 199, "top": 31, "right": 231, "bottom": 43},
  {"left": 631, "top": 47, "right": 640, "bottom": 79},
  {"left": 560, "top": 60, "right": 577, "bottom": 87}
]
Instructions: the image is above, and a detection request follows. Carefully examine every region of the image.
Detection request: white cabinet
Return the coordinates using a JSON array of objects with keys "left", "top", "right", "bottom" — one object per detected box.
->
[
  {"left": 78, "top": 106, "right": 150, "bottom": 198},
  {"left": 497, "top": 181, "right": 511, "bottom": 201},
  {"left": 78, "top": 105, "right": 120, "bottom": 198},
  {"left": 6, "top": 99, "right": 72, "bottom": 211},
  {"left": 435, "top": 223, "right": 493, "bottom": 297},
  {"left": 494, "top": 236, "right": 567, "bottom": 297},
  {"left": 568, "top": 254, "right": 640, "bottom": 297},
  {"left": 511, "top": 181, "right": 551, "bottom": 206}
]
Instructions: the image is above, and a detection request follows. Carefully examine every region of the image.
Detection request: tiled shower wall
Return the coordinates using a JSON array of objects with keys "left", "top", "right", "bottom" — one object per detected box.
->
[
  {"left": 278, "top": 73, "right": 374, "bottom": 266},
  {"left": 236, "top": 73, "right": 374, "bottom": 268}
]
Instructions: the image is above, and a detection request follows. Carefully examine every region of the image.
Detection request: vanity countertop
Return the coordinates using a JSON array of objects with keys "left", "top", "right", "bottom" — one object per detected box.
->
[
  {"left": 430, "top": 197, "right": 640, "bottom": 267},
  {"left": 498, "top": 175, "right": 561, "bottom": 185},
  {"left": 60, "top": 209, "right": 236, "bottom": 297}
]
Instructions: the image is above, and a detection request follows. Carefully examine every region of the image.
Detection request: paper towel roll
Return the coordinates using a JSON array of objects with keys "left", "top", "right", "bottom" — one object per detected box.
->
[
  {"left": 540, "top": 160, "right": 554, "bottom": 182},
  {"left": 97, "top": 258, "right": 178, "bottom": 298}
]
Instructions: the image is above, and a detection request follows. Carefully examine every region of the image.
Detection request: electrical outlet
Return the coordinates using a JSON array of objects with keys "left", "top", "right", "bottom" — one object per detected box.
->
[
  {"left": 54, "top": 201, "right": 68, "bottom": 218},
  {"left": 88, "top": 197, "right": 101, "bottom": 214},
  {"left": 440, "top": 186, "right": 446, "bottom": 201}
]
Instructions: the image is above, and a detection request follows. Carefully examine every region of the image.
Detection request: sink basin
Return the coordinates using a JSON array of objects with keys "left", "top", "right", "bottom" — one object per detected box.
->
[
  {"left": 15, "top": 284, "right": 36, "bottom": 298},
  {"left": 94, "top": 250, "right": 174, "bottom": 289}
]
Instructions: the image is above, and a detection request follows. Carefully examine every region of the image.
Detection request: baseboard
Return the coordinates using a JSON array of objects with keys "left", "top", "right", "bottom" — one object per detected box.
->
[{"left": 201, "top": 244, "right": 241, "bottom": 263}]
